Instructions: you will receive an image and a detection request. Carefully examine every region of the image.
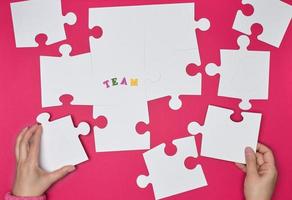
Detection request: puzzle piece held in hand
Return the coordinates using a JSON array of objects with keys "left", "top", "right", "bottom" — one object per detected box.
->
[
  {"left": 205, "top": 35, "right": 270, "bottom": 110},
  {"left": 137, "top": 136, "right": 207, "bottom": 200},
  {"left": 188, "top": 105, "right": 262, "bottom": 164},
  {"left": 93, "top": 101, "right": 150, "bottom": 152},
  {"left": 40, "top": 44, "right": 94, "bottom": 107},
  {"left": 11, "top": 0, "right": 76, "bottom": 47},
  {"left": 233, "top": 0, "right": 292, "bottom": 47},
  {"left": 37, "top": 112, "right": 90, "bottom": 172}
]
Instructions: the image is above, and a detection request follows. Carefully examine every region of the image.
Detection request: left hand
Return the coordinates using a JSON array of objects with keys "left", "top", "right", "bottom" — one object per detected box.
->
[{"left": 12, "top": 124, "right": 75, "bottom": 197}]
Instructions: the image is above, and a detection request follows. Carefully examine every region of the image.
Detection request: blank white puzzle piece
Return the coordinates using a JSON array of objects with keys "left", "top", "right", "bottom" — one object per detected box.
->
[
  {"left": 11, "top": 0, "right": 76, "bottom": 47},
  {"left": 137, "top": 136, "right": 207, "bottom": 200},
  {"left": 40, "top": 44, "right": 95, "bottom": 107},
  {"left": 144, "top": 3, "right": 208, "bottom": 110},
  {"left": 93, "top": 101, "right": 150, "bottom": 152},
  {"left": 188, "top": 105, "right": 262, "bottom": 164},
  {"left": 233, "top": 0, "right": 292, "bottom": 47},
  {"left": 144, "top": 3, "right": 210, "bottom": 65},
  {"left": 146, "top": 50, "right": 202, "bottom": 110},
  {"left": 37, "top": 112, "right": 90, "bottom": 172},
  {"left": 205, "top": 35, "right": 270, "bottom": 110}
]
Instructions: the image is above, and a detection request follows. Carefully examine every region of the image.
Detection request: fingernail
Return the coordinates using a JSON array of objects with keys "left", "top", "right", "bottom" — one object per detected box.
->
[
  {"left": 245, "top": 147, "right": 254, "bottom": 156},
  {"left": 22, "top": 127, "right": 29, "bottom": 131}
]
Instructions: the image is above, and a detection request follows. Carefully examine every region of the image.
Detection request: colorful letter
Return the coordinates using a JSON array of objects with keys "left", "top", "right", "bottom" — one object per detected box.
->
[
  {"left": 130, "top": 78, "right": 138, "bottom": 86},
  {"left": 120, "top": 77, "right": 128, "bottom": 85},
  {"left": 103, "top": 80, "right": 110, "bottom": 88},
  {"left": 111, "top": 78, "right": 118, "bottom": 86}
]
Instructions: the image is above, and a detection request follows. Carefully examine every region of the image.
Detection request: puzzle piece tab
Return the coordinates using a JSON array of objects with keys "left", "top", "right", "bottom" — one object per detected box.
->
[
  {"left": 137, "top": 136, "right": 207, "bottom": 200},
  {"left": 40, "top": 44, "right": 94, "bottom": 107},
  {"left": 37, "top": 112, "right": 90, "bottom": 172},
  {"left": 11, "top": 0, "right": 76, "bottom": 47},
  {"left": 205, "top": 35, "right": 270, "bottom": 110},
  {"left": 233, "top": 0, "right": 292, "bottom": 47},
  {"left": 93, "top": 101, "right": 150, "bottom": 152},
  {"left": 188, "top": 105, "right": 262, "bottom": 164}
]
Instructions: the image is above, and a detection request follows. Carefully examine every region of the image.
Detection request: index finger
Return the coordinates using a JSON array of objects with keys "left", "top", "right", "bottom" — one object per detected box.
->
[{"left": 257, "top": 143, "right": 275, "bottom": 165}]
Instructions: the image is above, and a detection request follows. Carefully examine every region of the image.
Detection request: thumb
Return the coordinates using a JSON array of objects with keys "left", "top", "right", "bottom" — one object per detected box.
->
[
  {"left": 245, "top": 147, "right": 258, "bottom": 176},
  {"left": 48, "top": 165, "right": 75, "bottom": 184}
]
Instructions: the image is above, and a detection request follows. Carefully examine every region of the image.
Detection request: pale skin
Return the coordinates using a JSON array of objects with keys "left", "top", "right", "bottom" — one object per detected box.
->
[
  {"left": 235, "top": 144, "right": 278, "bottom": 200},
  {"left": 12, "top": 124, "right": 75, "bottom": 197},
  {"left": 12, "top": 124, "right": 277, "bottom": 199}
]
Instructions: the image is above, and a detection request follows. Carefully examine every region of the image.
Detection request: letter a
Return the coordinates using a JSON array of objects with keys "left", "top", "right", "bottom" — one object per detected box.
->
[{"left": 120, "top": 77, "right": 128, "bottom": 85}]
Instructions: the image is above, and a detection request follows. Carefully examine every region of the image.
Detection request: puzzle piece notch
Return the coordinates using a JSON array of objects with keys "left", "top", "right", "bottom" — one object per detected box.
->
[
  {"left": 240, "top": 3, "right": 254, "bottom": 16},
  {"left": 137, "top": 136, "right": 207, "bottom": 200},
  {"left": 135, "top": 121, "right": 150, "bottom": 135},
  {"left": 94, "top": 115, "right": 108, "bottom": 129},
  {"left": 186, "top": 63, "right": 203, "bottom": 77},
  {"left": 36, "top": 112, "right": 90, "bottom": 172},
  {"left": 233, "top": 0, "right": 292, "bottom": 47},
  {"left": 187, "top": 105, "right": 261, "bottom": 163},
  {"left": 89, "top": 26, "right": 103, "bottom": 40},
  {"left": 11, "top": 0, "right": 77, "bottom": 47},
  {"left": 184, "top": 156, "right": 200, "bottom": 170}
]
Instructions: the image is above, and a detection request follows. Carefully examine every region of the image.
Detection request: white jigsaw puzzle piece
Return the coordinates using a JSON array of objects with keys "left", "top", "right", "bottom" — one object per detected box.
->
[
  {"left": 205, "top": 35, "right": 270, "bottom": 110},
  {"left": 146, "top": 50, "right": 202, "bottom": 110},
  {"left": 89, "top": 6, "right": 147, "bottom": 106},
  {"left": 10, "top": 0, "right": 76, "bottom": 47},
  {"left": 188, "top": 105, "right": 262, "bottom": 164},
  {"left": 40, "top": 44, "right": 95, "bottom": 107},
  {"left": 144, "top": 3, "right": 209, "bottom": 65},
  {"left": 37, "top": 112, "right": 90, "bottom": 172},
  {"left": 137, "top": 136, "right": 207, "bottom": 200},
  {"left": 89, "top": 3, "right": 207, "bottom": 107},
  {"left": 93, "top": 101, "right": 150, "bottom": 152},
  {"left": 233, "top": 0, "right": 292, "bottom": 47},
  {"left": 145, "top": 3, "right": 208, "bottom": 110}
]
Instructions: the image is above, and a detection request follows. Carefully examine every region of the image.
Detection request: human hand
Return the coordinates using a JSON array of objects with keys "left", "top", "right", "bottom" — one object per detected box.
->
[
  {"left": 236, "top": 143, "right": 278, "bottom": 200},
  {"left": 12, "top": 124, "right": 75, "bottom": 197}
]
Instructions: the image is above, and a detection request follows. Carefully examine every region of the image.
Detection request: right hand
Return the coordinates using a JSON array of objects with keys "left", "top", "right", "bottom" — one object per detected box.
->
[{"left": 236, "top": 143, "right": 278, "bottom": 200}]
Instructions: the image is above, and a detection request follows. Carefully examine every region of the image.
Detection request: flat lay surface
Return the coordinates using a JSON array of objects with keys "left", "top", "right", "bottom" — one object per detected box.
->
[{"left": 0, "top": 0, "right": 291, "bottom": 199}]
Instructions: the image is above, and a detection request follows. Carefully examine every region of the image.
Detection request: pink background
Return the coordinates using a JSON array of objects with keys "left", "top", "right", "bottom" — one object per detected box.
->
[{"left": 0, "top": 0, "right": 291, "bottom": 199}]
